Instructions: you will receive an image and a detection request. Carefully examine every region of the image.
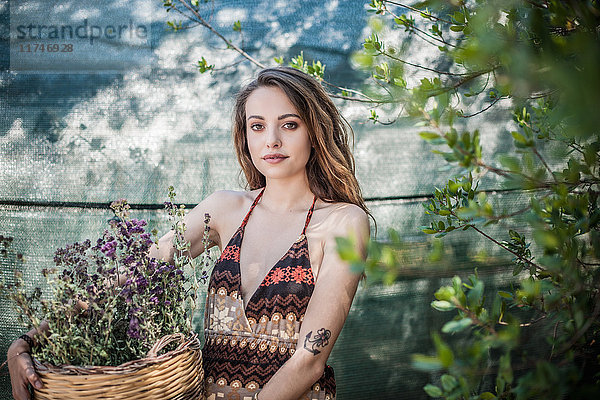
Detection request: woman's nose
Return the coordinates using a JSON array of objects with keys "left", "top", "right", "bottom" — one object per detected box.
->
[{"left": 265, "top": 126, "right": 281, "bottom": 148}]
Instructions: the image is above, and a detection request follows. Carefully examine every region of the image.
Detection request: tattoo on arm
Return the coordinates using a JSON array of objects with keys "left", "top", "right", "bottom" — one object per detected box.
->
[{"left": 303, "top": 328, "right": 331, "bottom": 355}]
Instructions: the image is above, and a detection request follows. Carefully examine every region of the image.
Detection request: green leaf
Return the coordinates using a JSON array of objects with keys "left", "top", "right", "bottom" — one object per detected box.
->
[
  {"left": 393, "top": 77, "right": 407, "bottom": 87},
  {"left": 232, "top": 20, "right": 242, "bottom": 32},
  {"left": 196, "top": 57, "right": 214, "bottom": 73},
  {"left": 479, "top": 393, "right": 497, "bottom": 400},
  {"left": 433, "top": 333, "right": 454, "bottom": 367},
  {"left": 420, "top": 131, "right": 441, "bottom": 141},
  {"left": 452, "top": 11, "right": 465, "bottom": 24},
  {"left": 452, "top": 276, "right": 462, "bottom": 290},
  {"left": 533, "top": 230, "right": 560, "bottom": 249},
  {"left": 441, "top": 374, "right": 458, "bottom": 391},
  {"left": 583, "top": 144, "right": 598, "bottom": 166},
  {"left": 435, "top": 286, "right": 456, "bottom": 301},
  {"left": 511, "top": 131, "right": 532, "bottom": 147},
  {"left": 498, "top": 291, "right": 513, "bottom": 299},
  {"left": 441, "top": 318, "right": 472, "bottom": 333},
  {"left": 335, "top": 237, "right": 361, "bottom": 262},
  {"left": 424, "top": 383, "right": 443, "bottom": 397},
  {"left": 450, "top": 25, "right": 464, "bottom": 32},
  {"left": 512, "top": 263, "right": 524, "bottom": 276},
  {"left": 467, "top": 280, "right": 484, "bottom": 307},
  {"left": 412, "top": 354, "right": 442, "bottom": 372},
  {"left": 431, "top": 300, "right": 455, "bottom": 311},
  {"left": 431, "top": 150, "right": 458, "bottom": 162},
  {"left": 349, "top": 261, "right": 365, "bottom": 274},
  {"left": 498, "top": 155, "right": 521, "bottom": 171},
  {"left": 499, "top": 353, "right": 513, "bottom": 384}
]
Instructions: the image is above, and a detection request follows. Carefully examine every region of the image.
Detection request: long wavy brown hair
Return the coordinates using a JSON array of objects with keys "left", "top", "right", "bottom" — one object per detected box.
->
[{"left": 232, "top": 66, "right": 372, "bottom": 221}]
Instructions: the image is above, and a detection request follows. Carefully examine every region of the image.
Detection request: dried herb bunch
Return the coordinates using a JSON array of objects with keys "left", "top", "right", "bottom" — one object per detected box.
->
[{"left": 0, "top": 187, "right": 214, "bottom": 367}]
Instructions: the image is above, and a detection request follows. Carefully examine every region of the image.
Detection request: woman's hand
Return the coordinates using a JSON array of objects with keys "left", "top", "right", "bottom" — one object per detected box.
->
[{"left": 7, "top": 339, "right": 43, "bottom": 400}]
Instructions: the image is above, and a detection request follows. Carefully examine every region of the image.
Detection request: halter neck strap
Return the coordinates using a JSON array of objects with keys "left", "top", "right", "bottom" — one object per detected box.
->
[
  {"left": 301, "top": 195, "right": 318, "bottom": 236},
  {"left": 240, "top": 188, "right": 318, "bottom": 235},
  {"left": 240, "top": 188, "right": 265, "bottom": 228}
]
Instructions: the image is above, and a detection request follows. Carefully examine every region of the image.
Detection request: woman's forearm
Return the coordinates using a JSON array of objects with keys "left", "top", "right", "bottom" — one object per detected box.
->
[
  {"left": 257, "top": 352, "right": 324, "bottom": 400},
  {"left": 7, "top": 320, "right": 49, "bottom": 356},
  {"left": 148, "top": 231, "right": 176, "bottom": 264}
]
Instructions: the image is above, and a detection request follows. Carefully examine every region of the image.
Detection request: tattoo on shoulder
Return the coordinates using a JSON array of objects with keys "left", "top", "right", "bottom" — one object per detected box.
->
[{"left": 303, "top": 328, "right": 331, "bottom": 355}]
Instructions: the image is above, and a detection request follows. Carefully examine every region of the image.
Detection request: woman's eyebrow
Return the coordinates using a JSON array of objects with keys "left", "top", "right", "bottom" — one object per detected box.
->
[
  {"left": 278, "top": 113, "right": 301, "bottom": 120},
  {"left": 247, "top": 113, "right": 301, "bottom": 121}
]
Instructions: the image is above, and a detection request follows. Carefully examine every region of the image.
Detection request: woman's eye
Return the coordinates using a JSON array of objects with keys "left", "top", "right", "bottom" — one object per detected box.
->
[
  {"left": 283, "top": 122, "right": 297, "bottom": 129},
  {"left": 250, "top": 123, "right": 264, "bottom": 131}
]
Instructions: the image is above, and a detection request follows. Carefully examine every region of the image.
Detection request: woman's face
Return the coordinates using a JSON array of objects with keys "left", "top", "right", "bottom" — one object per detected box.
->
[{"left": 245, "top": 86, "right": 312, "bottom": 182}]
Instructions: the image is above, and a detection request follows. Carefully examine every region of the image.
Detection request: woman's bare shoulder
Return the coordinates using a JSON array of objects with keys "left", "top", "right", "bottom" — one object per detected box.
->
[
  {"left": 315, "top": 201, "right": 370, "bottom": 237},
  {"left": 201, "top": 189, "right": 262, "bottom": 222},
  {"left": 206, "top": 189, "right": 260, "bottom": 209},
  {"left": 206, "top": 189, "right": 249, "bottom": 205}
]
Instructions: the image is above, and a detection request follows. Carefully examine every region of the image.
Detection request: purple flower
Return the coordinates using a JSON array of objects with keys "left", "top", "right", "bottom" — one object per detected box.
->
[
  {"left": 135, "top": 276, "right": 148, "bottom": 289},
  {"left": 150, "top": 285, "right": 164, "bottom": 296},
  {"left": 127, "top": 318, "right": 141, "bottom": 339},
  {"left": 100, "top": 240, "right": 117, "bottom": 258},
  {"left": 120, "top": 287, "right": 133, "bottom": 303}
]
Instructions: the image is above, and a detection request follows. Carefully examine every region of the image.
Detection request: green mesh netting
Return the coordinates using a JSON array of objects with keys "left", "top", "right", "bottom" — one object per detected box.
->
[{"left": 0, "top": 1, "right": 550, "bottom": 398}]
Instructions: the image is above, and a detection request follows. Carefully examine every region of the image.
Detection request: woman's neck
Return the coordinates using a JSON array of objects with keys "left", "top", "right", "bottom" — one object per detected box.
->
[{"left": 261, "top": 174, "right": 314, "bottom": 213}]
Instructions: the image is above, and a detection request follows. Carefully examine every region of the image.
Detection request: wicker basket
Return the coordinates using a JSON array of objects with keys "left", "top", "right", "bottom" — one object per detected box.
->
[{"left": 32, "top": 333, "right": 204, "bottom": 400}]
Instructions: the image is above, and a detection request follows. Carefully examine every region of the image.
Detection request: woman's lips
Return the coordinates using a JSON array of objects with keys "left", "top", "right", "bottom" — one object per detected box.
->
[{"left": 262, "top": 154, "right": 289, "bottom": 164}]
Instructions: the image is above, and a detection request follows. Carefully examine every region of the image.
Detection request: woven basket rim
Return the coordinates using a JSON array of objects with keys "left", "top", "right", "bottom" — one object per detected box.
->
[{"left": 33, "top": 332, "right": 201, "bottom": 376}]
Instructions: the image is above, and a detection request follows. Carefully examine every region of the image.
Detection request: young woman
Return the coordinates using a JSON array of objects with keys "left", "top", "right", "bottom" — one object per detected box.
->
[{"left": 7, "top": 67, "right": 371, "bottom": 400}]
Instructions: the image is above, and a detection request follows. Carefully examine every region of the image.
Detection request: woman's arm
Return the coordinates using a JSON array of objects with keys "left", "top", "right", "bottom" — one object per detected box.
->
[
  {"left": 148, "top": 190, "right": 231, "bottom": 263},
  {"left": 6, "top": 321, "right": 49, "bottom": 400},
  {"left": 6, "top": 294, "right": 105, "bottom": 399},
  {"left": 6, "top": 190, "right": 234, "bottom": 399},
  {"left": 257, "top": 204, "right": 370, "bottom": 400}
]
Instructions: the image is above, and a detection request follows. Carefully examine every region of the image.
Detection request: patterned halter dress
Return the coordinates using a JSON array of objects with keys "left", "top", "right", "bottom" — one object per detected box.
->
[{"left": 202, "top": 188, "right": 336, "bottom": 400}]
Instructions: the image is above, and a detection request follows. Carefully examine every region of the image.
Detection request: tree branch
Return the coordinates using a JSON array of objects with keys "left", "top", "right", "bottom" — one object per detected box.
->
[
  {"left": 461, "top": 96, "right": 506, "bottom": 118},
  {"left": 381, "top": 4, "right": 461, "bottom": 49},
  {"left": 428, "top": 68, "right": 496, "bottom": 96},
  {"left": 469, "top": 224, "right": 545, "bottom": 272},
  {"left": 172, "top": 1, "right": 385, "bottom": 103},
  {"left": 452, "top": 300, "right": 498, "bottom": 335},
  {"left": 379, "top": 49, "right": 472, "bottom": 76},
  {"left": 499, "top": 314, "right": 547, "bottom": 327},
  {"left": 321, "top": 80, "right": 380, "bottom": 102},
  {"left": 487, "top": 203, "right": 533, "bottom": 221},
  {"left": 558, "top": 291, "right": 600, "bottom": 354},
  {"left": 532, "top": 147, "right": 558, "bottom": 183},
  {"left": 381, "top": 0, "right": 460, "bottom": 25},
  {"left": 423, "top": 111, "right": 549, "bottom": 185},
  {"left": 177, "top": 0, "right": 266, "bottom": 69}
]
